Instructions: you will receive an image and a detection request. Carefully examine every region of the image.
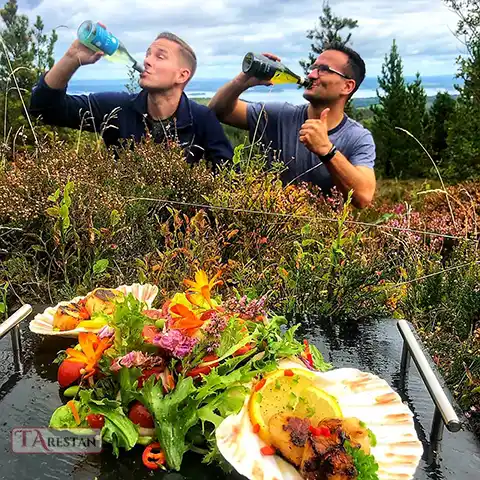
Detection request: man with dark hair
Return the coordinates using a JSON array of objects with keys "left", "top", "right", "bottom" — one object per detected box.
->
[
  {"left": 209, "top": 44, "right": 375, "bottom": 208},
  {"left": 29, "top": 31, "right": 233, "bottom": 166}
]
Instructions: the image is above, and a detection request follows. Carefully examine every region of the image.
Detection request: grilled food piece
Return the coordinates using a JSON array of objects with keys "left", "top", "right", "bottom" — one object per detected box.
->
[
  {"left": 266, "top": 415, "right": 373, "bottom": 479},
  {"left": 340, "top": 417, "right": 371, "bottom": 455},
  {"left": 300, "top": 419, "right": 357, "bottom": 480},
  {"left": 84, "top": 288, "right": 123, "bottom": 316},
  {"left": 269, "top": 413, "right": 311, "bottom": 467},
  {"left": 53, "top": 303, "right": 90, "bottom": 331}
]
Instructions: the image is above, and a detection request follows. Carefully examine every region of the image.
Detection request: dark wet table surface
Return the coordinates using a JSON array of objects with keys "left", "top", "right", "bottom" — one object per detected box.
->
[{"left": 0, "top": 306, "right": 479, "bottom": 479}]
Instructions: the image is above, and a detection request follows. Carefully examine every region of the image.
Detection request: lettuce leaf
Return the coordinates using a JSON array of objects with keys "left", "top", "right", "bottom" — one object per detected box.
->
[
  {"left": 49, "top": 401, "right": 88, "bottom": 429},
  {"left": 140, "top": 375, "right": 199, "bottom": 471},
  {"left": 310, "top": 343, "right": 333, "bottom": 372},
  {"left": 216, "top": 316, "right": 250, "bottom": 357},
  {"left": 79, "top": 392, "right": 138, "bottom": 457},
  {"left": 111, "top": 294, "right": 149, "bottom": 355},
  {"left": 344, "top": 441, "right": 379, "bottom": 480},
  {"left": 118, "top": 366, "right": 142, "bottom": 408}
]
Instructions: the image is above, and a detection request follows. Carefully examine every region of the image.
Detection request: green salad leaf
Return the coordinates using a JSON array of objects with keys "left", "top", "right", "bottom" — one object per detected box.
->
[
  {"left": 310, "top": 343, "right": 333, "bottom": 372},
  {"left": 79, "top": 391, "right": 138, "bottom": 457},
  {"left": 49, "top": 401, "right": 88, "bottom": 429},
  {"left": 216, "top": 316, "right": 249, "bottom": 356},
  {"left": 344, "top": 440, "right": 380, "bottom": 480},
  {"left": 140, "top": 375, "right": 199, "bottom": 471},
  {"left": 118, "top": 366, "right": 142, "bottom": 408},
  {"left": 110, "top": 294, "right": 150, "bottom": 355}
]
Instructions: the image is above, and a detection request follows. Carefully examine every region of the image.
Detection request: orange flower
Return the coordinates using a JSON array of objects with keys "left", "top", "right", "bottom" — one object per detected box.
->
[
  {"left": 170, "top": 304, "right": 204, "bottom": 337},
  {"left": 65, "top": 332, "right": 112, "bottom": 379},
  {"left": 183, "top": 270, "right": 222, "bottom": 307}
]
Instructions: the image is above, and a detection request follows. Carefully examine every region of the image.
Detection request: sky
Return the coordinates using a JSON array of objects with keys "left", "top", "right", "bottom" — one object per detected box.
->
[{"left": 15, "top": 0, "right": 466, "bottom": 81}]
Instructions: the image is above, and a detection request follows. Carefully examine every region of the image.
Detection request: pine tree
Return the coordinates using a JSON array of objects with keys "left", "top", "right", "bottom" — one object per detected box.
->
[
  {"left": 370, "top": 41, "right": 428, "bottom": 178},
  {"left": 0, "top": 0, "right": 58, "bottom": 145},
  {"left": 427, "top": 92, "right": 455, "bottom": 163},
  {"left": 442, "top": 0, "right": 480, "bottom": 180},
  {"left": 0, "top": 0, "right": 57, "bottom": 91},
  {"left": 299, "top": 1, "right": 358, "bottom": 75}
]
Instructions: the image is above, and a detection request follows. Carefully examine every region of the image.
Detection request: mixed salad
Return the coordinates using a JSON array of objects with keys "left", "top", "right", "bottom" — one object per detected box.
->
[{"left": 49, "top": 270, "right": 340, "bottom": 472}]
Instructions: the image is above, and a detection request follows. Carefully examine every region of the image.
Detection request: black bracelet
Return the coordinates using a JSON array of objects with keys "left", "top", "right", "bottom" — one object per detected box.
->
[{"left": 318, "top": 144, "right": 337, "bottom": 164}]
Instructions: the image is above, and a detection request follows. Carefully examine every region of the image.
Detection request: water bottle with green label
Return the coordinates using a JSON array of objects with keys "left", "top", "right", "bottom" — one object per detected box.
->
[{"left": 77, "top": 20, "right": 144, "bottom": 73}]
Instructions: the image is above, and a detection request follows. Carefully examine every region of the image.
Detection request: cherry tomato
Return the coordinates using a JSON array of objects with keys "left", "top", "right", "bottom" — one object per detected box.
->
[
  {"left": 128, "top": 401, "right": 154, "bottom": 428},
  {"left": 86, "top": 413, "right": 105, "bottom": 429},
  {"left": 58, "top": 360, "right": 84, "bottom": 388}
]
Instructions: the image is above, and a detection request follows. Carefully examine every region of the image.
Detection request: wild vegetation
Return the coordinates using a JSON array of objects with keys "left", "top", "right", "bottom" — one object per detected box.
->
[{"left": 0, "top": 0, "right": 479, "bottom": 438}]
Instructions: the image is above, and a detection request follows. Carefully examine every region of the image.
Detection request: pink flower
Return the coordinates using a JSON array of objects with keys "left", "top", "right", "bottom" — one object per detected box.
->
[
  {"left": 394, "top": 204, "right": 405, "bottom": 215},
  {"left": 110, "top": 351, "right": 165, "bottom": 372},
  {"left": 153, "top": 329, "right": 198, "bottom": 359}
]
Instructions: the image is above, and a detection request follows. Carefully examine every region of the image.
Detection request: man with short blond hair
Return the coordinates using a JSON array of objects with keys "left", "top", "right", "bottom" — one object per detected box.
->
[{"left": 29, "top": 31, "right": 232, "bottom": 166}]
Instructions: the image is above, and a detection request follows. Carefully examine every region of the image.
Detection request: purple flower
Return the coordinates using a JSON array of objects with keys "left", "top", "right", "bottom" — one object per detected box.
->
[
  {"left": 203, "top": 312, "right": 228, "bottom": 336},
  {"left": 153, "top": 329, "right": 198, "bottom": 359},
  {"left": 98, "top": 325, "right": 115, "bottom": 339}
]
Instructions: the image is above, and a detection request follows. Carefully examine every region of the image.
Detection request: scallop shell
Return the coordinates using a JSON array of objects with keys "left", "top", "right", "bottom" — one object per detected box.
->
[
  {"left": 216, "top": 358, "right": 423, "bottom": 480},
  {"left": 28, "top": 283, "right": 159, "bottom": 338}
]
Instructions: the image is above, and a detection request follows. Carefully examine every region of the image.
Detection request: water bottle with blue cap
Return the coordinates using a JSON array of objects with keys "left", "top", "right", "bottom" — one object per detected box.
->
[{"left": 77, "top": 20, "right": 144, "bottom": 73}]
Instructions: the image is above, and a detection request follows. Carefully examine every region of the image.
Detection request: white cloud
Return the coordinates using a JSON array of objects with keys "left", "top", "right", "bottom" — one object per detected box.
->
[{"left": 16, "top": 0, "right": 465, "bottom": 80}]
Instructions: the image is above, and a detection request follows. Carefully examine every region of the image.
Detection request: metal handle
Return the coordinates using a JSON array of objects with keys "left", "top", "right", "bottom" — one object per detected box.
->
[
  {"left": 0, "top": 304, "right": 32, "bottom": 339},
  {"left": 397, "top": 320, "right": 461, "bottom": 432}
]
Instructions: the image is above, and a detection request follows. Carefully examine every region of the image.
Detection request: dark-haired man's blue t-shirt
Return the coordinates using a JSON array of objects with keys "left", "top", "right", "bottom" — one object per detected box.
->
[{"left": 247, "top": 101, "right": 375, "bottom": 192}]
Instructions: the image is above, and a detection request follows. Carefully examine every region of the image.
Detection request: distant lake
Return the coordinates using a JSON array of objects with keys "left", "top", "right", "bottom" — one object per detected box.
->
[{"left": 67, "top": 75, "right": 461, "bottom": 106}]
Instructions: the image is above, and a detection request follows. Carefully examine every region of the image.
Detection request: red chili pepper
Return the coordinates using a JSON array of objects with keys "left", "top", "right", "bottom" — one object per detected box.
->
[
  {"left": 142, "top": 442, "right": 166, "bottom": 470},
  {"left": 284, "top": 369, "right": 294, "bottom": 377},
  {"left": 202, "top": 355, "right": 219, "bottom": 366},
  {"left": 260, "top": 445, "right": 276, "bottom": 456},
  {"left": 185, "top": 365, "right": 211, "bottom": 377},
  {"left": 254, "top": 378, "right": 266, "bottom": 391},
  {"left": 233, "top": 343, "right": 254, "bottom": 357},
  {"left": 185, "top": 355, "right": 219, "bottom": 378},
  {"left": 309, "top": 425, "right": 331, "bottom": 437},
  {"left": 252, "top": 423, "right": 260, "bottom": 434},
  {"left": 303, "top": 339, "right": 314, "bottom": 366}
]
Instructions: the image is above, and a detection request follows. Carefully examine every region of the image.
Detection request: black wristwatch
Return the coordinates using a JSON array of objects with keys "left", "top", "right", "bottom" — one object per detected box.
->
[{"left": 318, "top": 144, "right": 337, "bottom": 163}]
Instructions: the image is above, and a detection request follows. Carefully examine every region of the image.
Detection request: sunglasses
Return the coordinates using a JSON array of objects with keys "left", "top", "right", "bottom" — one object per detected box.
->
[{"left": 308, "top": 63, "right": 351, "bottom": 80}]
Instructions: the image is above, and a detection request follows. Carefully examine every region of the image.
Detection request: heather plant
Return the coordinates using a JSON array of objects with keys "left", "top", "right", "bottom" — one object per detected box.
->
[{"left": 1, "top": 130, "right": 479, "bottom": 437}]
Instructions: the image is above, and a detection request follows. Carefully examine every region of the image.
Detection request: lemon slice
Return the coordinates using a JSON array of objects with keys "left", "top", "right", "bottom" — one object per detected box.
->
[{"left": 248, "top": 368, "right": 342, "bottom": 444}]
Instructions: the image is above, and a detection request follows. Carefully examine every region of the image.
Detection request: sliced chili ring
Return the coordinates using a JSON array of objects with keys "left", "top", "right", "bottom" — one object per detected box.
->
[{"left": 142, "top": 442, "right": 166, "bottom": 470}]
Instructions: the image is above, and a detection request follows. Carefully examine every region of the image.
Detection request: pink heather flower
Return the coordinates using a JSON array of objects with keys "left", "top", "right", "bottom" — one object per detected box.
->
[
  {"left": 203, "top": 312, "right": 228, "bottom": 336},
  {"left": 203, "top": 312, "right": 228, "bottom": 353},
  {"left": 224, "top": 295, "right": 267, "bottom": 320},
  {"left": 153, "top": 329, "right": 198, "bottom": 359},
  {"left": 394, "top": 204, "right": 405, "bottom": 215},
  {"left": 98, "top": 325, "right": 115, "bottom": 339},
  {"left": 110, "top": 351, "right": 165, "bottom": 372}
]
